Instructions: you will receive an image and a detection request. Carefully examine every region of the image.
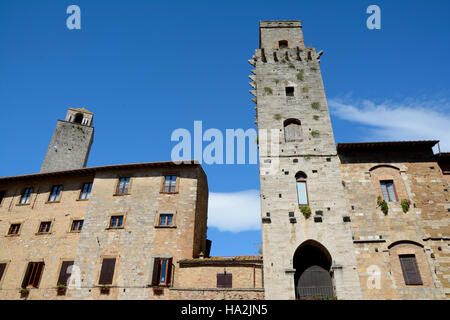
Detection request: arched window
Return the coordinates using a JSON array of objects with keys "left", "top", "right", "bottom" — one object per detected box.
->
[
  {"left": 74, "top": 113, "right": 84, "bottom": 124},
  {"left": 296, "top": 172, "right": 308, "bottom": 206},
  {"left": 278, "top": 40, "right": 288, "bottom": 49},
  {"left": 284, "top": 119, "right": 302, "bottom": 142}
]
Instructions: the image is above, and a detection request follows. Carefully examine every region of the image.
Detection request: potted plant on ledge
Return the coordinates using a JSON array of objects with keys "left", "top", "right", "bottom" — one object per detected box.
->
[
  {"left": 20, "top": 287, "right": 30, "bottom": 298},
  {"left": 99, "top": 285, "right": 110, "bottom": 295},
  {"left": 56, "top": 284, "right": 67, "bottom": 296}
]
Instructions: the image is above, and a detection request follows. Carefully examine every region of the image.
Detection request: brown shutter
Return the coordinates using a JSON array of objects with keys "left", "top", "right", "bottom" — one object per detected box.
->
[
  {"left": 21, "top": 263, "right": 33, "bottom": 288},
  {"left": 399, "top": 255, "right": 422, "bottom": 285},
  {"left": 57, "top": 261, "right": 74, "bottom": 286},
  {"left": 217, "top": 273, "right": 232, "bottom": 288},
  {"left": 32, "top": 262, "right": 45, "bottom": 288},
  {"left": 0, "top": 263, "right": 6, "bottom": 282},
  {"left": 98, "top": 258, "right": 116, "bottom": 285},
  {"left": 151, "top": 258, "right": 161, "bottom": 286},
  {"left": 166, "top": 258, "right": 173, "bottom": 286}
]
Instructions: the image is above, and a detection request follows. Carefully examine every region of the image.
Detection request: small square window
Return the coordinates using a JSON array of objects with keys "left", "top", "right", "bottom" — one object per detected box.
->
[
  {"left": 278, "top": 40, "right": 288, "bottom": 49},
  {"left": 8, "top": 223, "right": 21, "bottom": 235},
  {"left": 217, "top": 273, "right": 232, "bottom": 288},
  {"left": 71, "top": 220, "right": 84, "bottom": 232},
  {"left": 109, "top": 216, "right": 124, "bottom": 229},
  {"left": 285, "top": 87, "right": 294, "bottom": 97},
  {"left": 48, "top": 185, "right": 62, "bottom": 202},
  {"left": 159, "top": 214, "right": 174, "bottom": 226},
  {"left": 38, "top": 222, "right": 51, "bottom": 234}
]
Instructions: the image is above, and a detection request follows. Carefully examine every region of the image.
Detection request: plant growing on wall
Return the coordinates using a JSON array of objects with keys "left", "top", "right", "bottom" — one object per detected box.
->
[
  {"left": 296, "top": 70, "right": 304, "bottom": 81},
  {"left": 273, "top": 113, "right": 281, "bottom": 120},
  {"left": 288, "top": 63, "right": 295, "bottom": 69},
  {"left": 310, "top": 66, "right": 317, "bottom": 72},
  {"left": 302, "top": 87, "right": 309, "bottom": 93},
  {"left": 311, "top": 130, "right": 320, "bottom": 137},
  {"left": 401, "top": 199, "right": 411, "bottom": 213},
  {"left": 274, "top": 79, "right": 279, "bottom": 84},
  {"left": 311, "top": 102, "right": 320, "bottom": 109},
  {"left": 300, "top": 205, "right": 311, "bottom": 219},
  {"left": 377, "top": 196, "right": 389, "bottom": 215},
  {"left": 263, "top": 87, "right": 273, "bottom": 95},
  {"left": 313, "top": 115, "right": 319, "bottom": 120}
]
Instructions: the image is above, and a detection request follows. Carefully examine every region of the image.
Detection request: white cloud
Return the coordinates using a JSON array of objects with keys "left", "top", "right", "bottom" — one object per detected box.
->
[
  {"left": 208, "top": 190, "right": 260, "bottom": 233},
  {"left": 329, "top": 97, "right": 450, "bottom": 151}
]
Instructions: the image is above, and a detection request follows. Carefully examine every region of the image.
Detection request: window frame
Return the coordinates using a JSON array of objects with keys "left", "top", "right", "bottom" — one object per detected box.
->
[
  {"left": 37, "top": 221, "right": 53, "bottom": 235},
  {"left": 22, "top": 261, "right": 45, "bottom": 288},
  {"left": 283, "top": 119, "right": 302, "bottom": 143},
  {"left": 97, "top": 256, "right": 117, "bottom": 286},
  {"left": 57, "top": 260, "right": 75, "bottom": 286},
  {"left": 151, "top": 257, "right": 173, "bottom": 287},
  {"left": 278, "top": 40, "right": 288, "bottom": 49},
  {"left": 70, "top": 219, "right": 84, "bottom": 233},
  {"left": 0, "top": 261, "right": 9, "bottom": 288},
  {"left": 18, "top": 187, "right": 33, "bottom": 205},
  {"left": 47, "top": 185, "right": 63, "bottom": 203},
  {"left": 160, "top": 174, "right": 179, "bottom": 194},
  {"left": 108, "top": 215, "right": 125, "bottom": 229},
  {"left": 156, "top": 213, "right": 175, "bottom": 228},
  {"left": 114, "top": 177, "right": 131, "bottom": 196},
  {"left": 296, "top": 174, "right": 309, "bottom": 206},
  {"left": 78, "top": 182, "right": 93, "bottom": 201},
  {"left": 217, "top": 273, "right": 233, "bottom": 288},
  {"left": 379, "top": 180, "right": 398, "bottom": 202},
  {"left": 285, "top": 86, "right": 295, "bottom": 97},
  {"left": 7, "top": 223, "right": 22, "bottom": 236}
]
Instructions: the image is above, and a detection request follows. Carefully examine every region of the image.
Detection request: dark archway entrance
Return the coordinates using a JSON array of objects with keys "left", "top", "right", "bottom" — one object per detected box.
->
[
  {"left": 74, "top": 113, "right": 84, "bottom": 124},
  {"left": 293, "top": 240, "right": 334, "bottom": 299}
]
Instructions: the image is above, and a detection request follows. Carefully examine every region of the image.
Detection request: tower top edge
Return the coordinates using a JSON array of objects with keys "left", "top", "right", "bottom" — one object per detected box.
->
[{"left": 260, "top": 20, "right": 302, "bottom": 28}]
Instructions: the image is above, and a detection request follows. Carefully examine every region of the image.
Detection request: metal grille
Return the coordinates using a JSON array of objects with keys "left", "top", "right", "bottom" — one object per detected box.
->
[{"left": 297, "top": 265, "right": 334, "bottom": 299}]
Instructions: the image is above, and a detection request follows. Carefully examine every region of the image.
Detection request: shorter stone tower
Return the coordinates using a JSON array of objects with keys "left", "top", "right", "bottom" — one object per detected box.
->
[{"left": 40, "top": 108, "right": 94, "bottom": 173}]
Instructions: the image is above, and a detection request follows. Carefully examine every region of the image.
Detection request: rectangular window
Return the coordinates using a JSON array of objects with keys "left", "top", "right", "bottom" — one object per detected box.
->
[
  {"left": 151, "top": 258, "right": 172, "bottom": 286},
  {"left": 57, "top": 261, "right": 74, "bottom": 286},
  {"left": 163, "top": 175, "right": 177, "bottom": 193},
  {"left": 20, "top": 188, "right": 32, "bottom": 205},
  {"left": 38, "top": 221, "right": 51, "bottom": 234},
  {"left": 159, "top": 214, "right": 173, "bottom": 226},
  {"left": 217, "top": 273, "right": 232, "bottom": 288},
  {"left": 48, "top": 185, "right": 62, "bottom": 202},
  {"left": 285, "top": 86, "right": 294, "bottom": 97},
  {"left": 380, "top": 180, "right": 397, "bottom": 202},
  {"left": 0, "top": 191, "right": 5, "bottom": 205},
  {"left": 296, "top": 181, "right": 308, "bottom": 205},
  {"left": 98, "top": 258, "right": 116, "bottom": 285},
  {"left": 399, "top": 255, "right": 423, "bottom": 285},
  {"left": 71, "top": 220, "right": 84, "bottom": 232},
  {"left": 0, "top": 263, "right": 6, "bottom": 283},
  {"left": 22, "top": 262, "right": 45, "bottom": 288},
  {"left": 8, "top": 224, "right": 21, "bottom": 235},
  {"left": 116, "top": 177, "right": 130, "bottom": 195},
  {"left": 109, "top": 216, "right": 124, "bottom": 229},
  {"left": 79, "top": 182, "right": 93, "bottom": 200}
]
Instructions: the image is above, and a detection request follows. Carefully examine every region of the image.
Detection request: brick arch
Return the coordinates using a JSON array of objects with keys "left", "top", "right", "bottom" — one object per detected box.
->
[
  {"left": 388, "top": 241, "right": 434, "bottom": 288},
  {"left": 369, "top": 165, "right": 408, "bottom": 202}
]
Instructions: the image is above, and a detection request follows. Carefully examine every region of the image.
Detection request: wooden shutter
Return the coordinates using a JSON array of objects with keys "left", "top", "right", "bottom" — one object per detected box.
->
[
  {"left": 57, "top": 261, "right": 74, "bottom": 285},
  {"left": 0, "top": 263, "right": 6, "bottom": 282},
  {"left": 217, "top": 273, "right": 232, "bottom": 288},
  {"left": 285, "top": 123, "right": 301, "bottom": 142},
  {"left": 151, "top": 258, "right": 161, "bottom": 286},
  {"left": 399, "top": 255, "right": 422, "bottom": 285},
  {"left": 98, "top": 258, "right": 116, "bottom": 285},
  {"left": 32, "top": 262, "right": 45, "bottom": 288},
  {"left": 22, "top": 263, "right": 33, "bottom": 288},
  {"left": 166, "top": 258, "right": 173, "bottom": 286}
]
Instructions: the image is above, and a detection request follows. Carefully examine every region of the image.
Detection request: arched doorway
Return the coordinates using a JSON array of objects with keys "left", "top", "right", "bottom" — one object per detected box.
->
[{"left": 293, "top": 240, "right": 334, "bottom": 299}]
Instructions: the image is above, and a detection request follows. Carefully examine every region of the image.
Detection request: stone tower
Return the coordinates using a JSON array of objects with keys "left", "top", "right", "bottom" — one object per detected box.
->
[
  {"left": 251, "top": 21, "right": 362, "bottom": 299},
  {"left": 40, "top": 108, "right": 94, "bottom": 173}
]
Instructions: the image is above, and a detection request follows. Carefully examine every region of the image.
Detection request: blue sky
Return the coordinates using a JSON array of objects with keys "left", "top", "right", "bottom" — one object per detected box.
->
[{"left": 1, "top": 0, "right": 449, "bottom": 256}]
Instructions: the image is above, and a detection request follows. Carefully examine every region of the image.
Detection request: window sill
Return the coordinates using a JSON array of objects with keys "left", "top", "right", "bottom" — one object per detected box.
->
[
  {"left": 16, "top": 203, "right": 30, "bottom": 207},
  {"left": 160, "top": 192, "right": 178, "bottom": 195},
  {"left": 76, "top": 198, "right": 90, "bottom": 202},
  {"left": 155, "top": 225, "right": 177, "bottom": 229},
  {"left": 105, "top": 227, "right": 125, "bottom": 230},
  {"left": 113, "top": 193, "right": 130, "bottom": 197},
  {"left": 35, "top": 232, "right": 52, "bottom": 236},
  {"left": 68, "top": 230, "right": 82, "bottom": 234},
  {"left": 5, "top": 234, "right": 20, "bottom": 237},
  {"left": 45, "top": 201, "right": 61, "bottom": 204}
]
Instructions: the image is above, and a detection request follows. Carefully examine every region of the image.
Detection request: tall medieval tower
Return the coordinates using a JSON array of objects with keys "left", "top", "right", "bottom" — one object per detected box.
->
[
  {"left": 40, "top": 108, "right": 94, "bottom": 173},
  {"left": 251, "top": 21, "right": 362, "bottom": 299}
]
